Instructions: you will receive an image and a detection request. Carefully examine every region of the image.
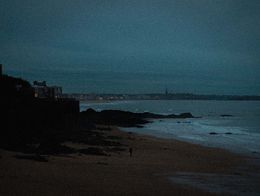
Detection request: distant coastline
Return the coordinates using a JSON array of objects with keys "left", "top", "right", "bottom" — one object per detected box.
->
[{"left": 63, "top": 93, "right": 260, "bottom": 101}]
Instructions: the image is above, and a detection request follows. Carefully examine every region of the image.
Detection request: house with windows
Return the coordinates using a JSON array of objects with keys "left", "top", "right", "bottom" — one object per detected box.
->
[{"left": 33, "top": 81, "right": 62, "bottom": 99}]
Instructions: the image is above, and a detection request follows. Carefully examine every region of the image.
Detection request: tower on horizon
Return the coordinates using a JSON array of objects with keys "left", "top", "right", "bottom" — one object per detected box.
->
[{"left": 165, "top": 88, "right": 168, "bottom": 95}]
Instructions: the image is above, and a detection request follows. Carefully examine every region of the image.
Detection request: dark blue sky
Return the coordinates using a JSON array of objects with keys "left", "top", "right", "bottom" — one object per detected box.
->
[{"left": 1, "top": 0, "right": 260, "bottom": 94}]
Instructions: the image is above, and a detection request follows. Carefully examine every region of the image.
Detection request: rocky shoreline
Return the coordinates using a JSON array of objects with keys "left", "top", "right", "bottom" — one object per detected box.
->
[{"left": 81, "top": 108, "right": 194, "bottom": 127}]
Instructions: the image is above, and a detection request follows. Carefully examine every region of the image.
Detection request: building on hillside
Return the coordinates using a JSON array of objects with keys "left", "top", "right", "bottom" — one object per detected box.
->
[{"left": 33, "top": 81, "right": 62, "bottom": 99}]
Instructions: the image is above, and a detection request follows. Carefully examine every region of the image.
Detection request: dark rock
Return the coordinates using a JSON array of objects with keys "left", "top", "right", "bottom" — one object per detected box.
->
[
  {"left": 220, "top": 114, "right": 233, "bottom": 117},
  {"left": 37, "top": 143, "right": 76, "bottom": 155},
  {"left": 209, "top": 132, "right": 218, "bottom": 135},
  {"left": 225, "top": 132, "right": 232, "bottom": 135},
  {"left": 106, "top": 135, "right": 121, "bottom": 140},
  {"left": 81, "top": 109, "right": 149, "bottom": 127},
  {"left": 176, "top": 113, "right": 194, "bottom": 118},
  {"left": 15, "top": 154, "right": 48, "bottom": 162},
  {"left": 97, "top": 127, "right": 111, "bottom": 131},
  {"left": 78, "top": 147, "right": 107, "bottom": 156},
  {"left": 97, "top": 162, "right": 108, "bottom": 165},
  {"left": 80, "top": 109, "right": 194, "bottom": 127},
  {"left": 107, "top": 147, "right": 126, "bottom": 152}
]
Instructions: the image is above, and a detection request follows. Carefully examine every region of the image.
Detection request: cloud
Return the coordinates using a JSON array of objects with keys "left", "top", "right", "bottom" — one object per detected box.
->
[{"left": 1, "top": 0, "right": 260, "bottom": 94}]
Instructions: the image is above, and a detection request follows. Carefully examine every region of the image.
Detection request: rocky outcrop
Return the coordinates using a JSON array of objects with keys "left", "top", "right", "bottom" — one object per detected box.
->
[{"left": 81, "top": 109, "right": 194, "bottom": 127}]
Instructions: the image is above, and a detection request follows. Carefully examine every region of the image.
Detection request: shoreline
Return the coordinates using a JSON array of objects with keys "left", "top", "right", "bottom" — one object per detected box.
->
[
  {"left": 121, "top": 124, "right": 260, "bottom": 160},
  {"left": 79, "top": 100, "right": 260, "bottom": 158},
  {"left": 1, "top": 126, "right": 259, "bottom": 195}
]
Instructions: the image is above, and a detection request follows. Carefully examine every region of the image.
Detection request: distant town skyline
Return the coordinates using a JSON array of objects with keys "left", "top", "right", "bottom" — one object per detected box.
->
[{"left": 1, "top": 0, "right": 260, "bottom": 95}]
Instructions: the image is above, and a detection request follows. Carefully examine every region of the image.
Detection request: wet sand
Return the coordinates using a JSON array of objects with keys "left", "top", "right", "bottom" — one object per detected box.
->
[{"left": 0, "top": 126, "right": 258, "bottom": 196}]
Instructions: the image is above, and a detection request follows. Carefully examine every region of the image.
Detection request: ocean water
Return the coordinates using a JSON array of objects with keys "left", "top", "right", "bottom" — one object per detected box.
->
[{"left": 80, "top": 100, "right": 260, "bottom": 157}]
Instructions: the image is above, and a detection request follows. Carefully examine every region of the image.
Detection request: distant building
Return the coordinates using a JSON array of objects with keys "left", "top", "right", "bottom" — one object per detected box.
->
[
  {"left": 33, "top": 81, "right": 62, "bottom": 99},
  {"left": 33, "top": 80, "right": 46, "bottom": 86}
]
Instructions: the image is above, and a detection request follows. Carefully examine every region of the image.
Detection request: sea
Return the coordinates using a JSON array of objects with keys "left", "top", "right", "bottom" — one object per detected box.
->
[{"left": 80, "top": 100, "right": 260, "bottom": 157}]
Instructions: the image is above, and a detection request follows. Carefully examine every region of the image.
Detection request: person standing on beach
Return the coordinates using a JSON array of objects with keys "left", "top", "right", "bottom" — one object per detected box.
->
[{"left": 129, "top": 147, "right": 133, "bottom": 157}]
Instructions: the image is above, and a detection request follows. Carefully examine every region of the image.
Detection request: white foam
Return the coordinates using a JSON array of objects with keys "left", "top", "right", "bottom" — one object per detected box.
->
[{"left": 125, "top": 118, "right": 260, "bottom": 157}]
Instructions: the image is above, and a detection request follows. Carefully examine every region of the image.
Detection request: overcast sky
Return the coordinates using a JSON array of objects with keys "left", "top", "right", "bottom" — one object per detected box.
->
[{"left": 1, "top": 0, "right": 260, "bottom": 94}]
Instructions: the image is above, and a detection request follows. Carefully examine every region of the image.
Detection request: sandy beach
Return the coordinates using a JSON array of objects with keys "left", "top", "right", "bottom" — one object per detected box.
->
[{"left": 1, "top": 125, "right": 259, "bottom": 196}]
